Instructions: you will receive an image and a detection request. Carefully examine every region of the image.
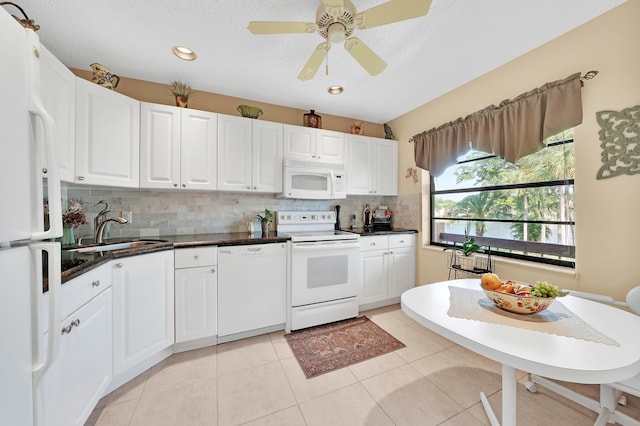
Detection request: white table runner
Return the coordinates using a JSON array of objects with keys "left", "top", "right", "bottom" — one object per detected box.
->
[{"left": 447, "top": 286, "right": 620, "bottom": 346}]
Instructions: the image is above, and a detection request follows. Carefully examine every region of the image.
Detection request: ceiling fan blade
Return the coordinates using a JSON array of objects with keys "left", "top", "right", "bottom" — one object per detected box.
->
[
  {"left": 344, "top": 37, "right": 387, "bottom": 76},
  {"left": 247, "top": 21, "right": 317, "bottom": 34},
  {"left": 298, "top": 43, "right": 330, "bottom": 81},
  {"left": 355, "top": 0, "right": 432, "bottom": 29}
]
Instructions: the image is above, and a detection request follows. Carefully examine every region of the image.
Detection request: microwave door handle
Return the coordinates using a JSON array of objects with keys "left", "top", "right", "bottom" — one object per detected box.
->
[{"left": 329, "top": 169, "right": 335, "bottom": 198}]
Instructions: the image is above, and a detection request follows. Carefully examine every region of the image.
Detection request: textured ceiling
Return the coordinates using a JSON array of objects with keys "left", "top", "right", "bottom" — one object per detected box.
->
[{"left": 15, "top": 0, "right": 626, "bottom": 123}]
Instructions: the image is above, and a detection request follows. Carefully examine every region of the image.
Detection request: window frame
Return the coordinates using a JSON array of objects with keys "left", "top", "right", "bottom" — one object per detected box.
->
[{"left": 429, "top": 139, "right": 576, "bottom": 268}]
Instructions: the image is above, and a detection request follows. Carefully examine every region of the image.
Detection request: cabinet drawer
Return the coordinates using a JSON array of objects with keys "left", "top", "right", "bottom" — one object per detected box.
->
[
  {"left": 389, "top": 234, "right": 416, "bottom": 248},
  {"left": 359, "top": 235, "right": 389, "bottom": 251},
  {"left": 61, "top": 262, "right": 111, "bottom": 320},
  {"left": 175, "top": 246, "right": 217, "bottom": 268}
]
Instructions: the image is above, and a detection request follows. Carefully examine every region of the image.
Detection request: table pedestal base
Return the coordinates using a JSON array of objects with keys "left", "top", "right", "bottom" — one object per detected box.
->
[{"left": 481, "top": 364, "right": 517, "bottom": 426}]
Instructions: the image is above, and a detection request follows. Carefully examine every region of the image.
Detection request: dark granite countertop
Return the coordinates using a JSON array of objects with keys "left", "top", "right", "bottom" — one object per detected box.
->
[
  {"left": 59, "top": 233, "right": 289, "bottom": 283},
  {"left": 346, "top": 227, "right": 418, "bottom": 236}
]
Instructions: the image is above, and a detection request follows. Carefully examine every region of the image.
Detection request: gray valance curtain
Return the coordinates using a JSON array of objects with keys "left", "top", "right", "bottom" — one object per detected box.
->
[{"left": 412, "top": 72, "right": 583, "bottom": 177}]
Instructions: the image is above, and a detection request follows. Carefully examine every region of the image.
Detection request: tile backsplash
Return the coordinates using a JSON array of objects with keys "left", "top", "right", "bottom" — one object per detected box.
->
[{"left": 61, "top": 184, "right": 420, "bottom": 240}]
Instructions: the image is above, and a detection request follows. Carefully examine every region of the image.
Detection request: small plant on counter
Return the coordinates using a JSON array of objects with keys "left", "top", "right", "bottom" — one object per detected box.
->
[{"left": 255, "top": 209, "right": 273, "bottom": 224}]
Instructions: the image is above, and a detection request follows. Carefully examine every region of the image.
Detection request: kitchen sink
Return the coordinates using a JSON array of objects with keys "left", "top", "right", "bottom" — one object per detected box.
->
[{"left": 66, "top": 239, "right": 168, "bottom": 253}]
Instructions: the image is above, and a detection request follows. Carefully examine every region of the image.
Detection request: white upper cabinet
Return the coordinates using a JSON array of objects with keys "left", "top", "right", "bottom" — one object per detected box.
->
[
  {"left": 217, "top": 114, "right": 283, "bottom": 193},
  {"left": 283, "top": 125, "right": 344, "bottom": 164},
  {"left": 140, "top": 103, "right": 217, "bottom": 190},
  {"left": 345, "top": 134, "right": 398, "bottom": 196},
  {"left": 75, "top": 78, "right": 140, "bottom": 187},
  {"left": 40, "top": 45, "right": 76, "bottom": 182}
]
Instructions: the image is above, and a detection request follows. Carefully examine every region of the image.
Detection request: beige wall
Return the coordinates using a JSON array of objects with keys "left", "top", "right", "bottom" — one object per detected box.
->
[
  {"left": 388, "top": 0, "right": 640, "bottom": 299},
  {"left": 72, "top": 70, "right": 385, "bottom": 138}
]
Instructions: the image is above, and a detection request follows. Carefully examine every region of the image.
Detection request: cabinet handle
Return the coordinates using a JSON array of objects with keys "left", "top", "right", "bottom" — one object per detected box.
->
[
  {"left": 92, "top": 280, "right": 100, "bottom": 287},
  {"left": 61, "top": 319, "right": 81, "bottom": 335},
  {"left": 78, "top": 176, "right": 85, "bottom": 181},
  {"left": 211, "top": 268, "right": 216, "bottom": 273},
  {"left": 114, "top": 263, "right": 123, "bottom": 268}
]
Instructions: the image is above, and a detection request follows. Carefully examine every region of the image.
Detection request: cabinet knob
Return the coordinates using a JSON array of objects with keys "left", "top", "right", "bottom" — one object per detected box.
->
[
  {"left": 114, "top": 262, "right": 123, "bottom": 268},
  {"left": 78, "top": 176, "right": 85, "bottom": 181},
  {"left": 42, "top": 167, "right": 48, "bottom": 174},
  {"left": 174, "top": 183, "right": 178, "bottom": 187},
  {"left": 253, "top": 186, "right": 257, "bottom": 190},
  {"left": 390, "top": 251, "right": 394, "bottom": 254},
  {"left": 194, "top": 255, "right": 199, "bottom": 259},
  {"left": 399, "top": 240, "right": 404, "bottom": 243},
  {"left": 371, "top": 242, "right": 376, "bottom": 246},
  {"left": 182, "top": 184, "right": 186, "bottom": 188},
  {"left": 246, "top": 186, "right": 251, "bottom": 190},
  {"left": 92, "top": 280, "right": 100, "bottom": 287},
  {"left": 211, "top": 268, "right": 216, "bottom": 273}
]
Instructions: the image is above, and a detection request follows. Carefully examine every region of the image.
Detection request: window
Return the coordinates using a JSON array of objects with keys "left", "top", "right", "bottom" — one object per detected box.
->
[{"left": 429, "top": 130, "right": 575, "bottom": 268}]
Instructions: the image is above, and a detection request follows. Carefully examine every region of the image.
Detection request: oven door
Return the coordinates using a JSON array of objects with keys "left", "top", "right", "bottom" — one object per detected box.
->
[{"left": 290, "top": 240, "right": 360, "bottom": 306}]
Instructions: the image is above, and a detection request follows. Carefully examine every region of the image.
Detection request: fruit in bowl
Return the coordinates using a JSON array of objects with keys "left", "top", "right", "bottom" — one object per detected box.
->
[{"left": 480, "top": 274, "right": 568, "bottom": 314}]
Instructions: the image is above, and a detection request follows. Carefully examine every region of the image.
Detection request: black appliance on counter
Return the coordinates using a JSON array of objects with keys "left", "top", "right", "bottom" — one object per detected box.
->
[{"left": 372, "top": 207, "right": 392, "bottom": 230}]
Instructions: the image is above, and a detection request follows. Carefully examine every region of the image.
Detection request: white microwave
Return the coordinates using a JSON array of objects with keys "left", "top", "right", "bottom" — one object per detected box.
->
[{"left": 281, "top": 159, "right": 347, "bottom": 200}]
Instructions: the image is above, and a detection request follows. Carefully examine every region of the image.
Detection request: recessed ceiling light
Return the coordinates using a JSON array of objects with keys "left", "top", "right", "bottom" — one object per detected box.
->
[
  {"left": 172, "top": 46, "right": 197, "bottom": 61},
  {"left": 328, "top": 85, "right": 343, "bottom": 95}
]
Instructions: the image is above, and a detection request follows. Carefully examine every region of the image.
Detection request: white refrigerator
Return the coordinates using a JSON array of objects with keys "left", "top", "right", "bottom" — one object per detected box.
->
[{"left": 0, "top": 7, "right": 62, "bottom": 426}]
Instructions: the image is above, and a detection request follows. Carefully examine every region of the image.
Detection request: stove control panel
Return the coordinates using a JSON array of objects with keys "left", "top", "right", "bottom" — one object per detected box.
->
[{"left": 276, "top": 211, "right": 336, "bottom": 225}]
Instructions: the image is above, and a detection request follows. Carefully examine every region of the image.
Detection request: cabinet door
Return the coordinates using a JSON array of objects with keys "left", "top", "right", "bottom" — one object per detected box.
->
[
  {"left": 217, "top": 114, "right": 252, "bottom": 191},
  {"left": 40, "top": 45, "right": 76, "bottom": 183},
  {"left": 112, "top": 251, "right": 174, "bottom": 375},
  {"left": 38, "top": 289, "right": 112, "bottom": 426},
  {"left": 140, "top": 102, "right": 181, "bottom": 189},
  {"left": 373, "top": 139, "right": 398, "bottom": 196},
  {"left": 180, "top": 109, "right": 218, "bottom": 190},
  {"left": 252, "top": 120, "right": 283, "bottom": 192},
  {"left": 175, "top": 266, "right": 217, "bottom": 343},
  {"left": 345, "top": 134, "right": 374, "bottom": 195},
  {"left": 388, "top": 247, "right": 416, "bottom": 298},
  {"left": 283, "top": 124, "right": 315, "bottom": 161},
  {"left": 316, "top": 129, "right": 345, "bottom": 164},
  {"left": 359, "top": 249, "right": 389, "bottom": 305},
  {"left": 75, "top": 78, "right": 140, "bottom": 187}
]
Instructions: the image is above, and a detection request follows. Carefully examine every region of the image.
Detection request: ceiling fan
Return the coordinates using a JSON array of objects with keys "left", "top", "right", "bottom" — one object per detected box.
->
[{"left": 247, "top": 0, "right": 432, "bottom": 80}]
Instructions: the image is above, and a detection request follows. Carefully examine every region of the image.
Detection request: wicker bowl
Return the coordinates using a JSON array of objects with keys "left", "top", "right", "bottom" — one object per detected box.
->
[
  {"left": 237, "top": 105, "right": 263, "bottom": 119},
  {"left": 482, "top": 282, "right": 556, "bottom": 314}
]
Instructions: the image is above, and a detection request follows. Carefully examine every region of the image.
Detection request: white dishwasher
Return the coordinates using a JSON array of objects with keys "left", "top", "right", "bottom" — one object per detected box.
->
[{"left": 217, "top": 243, "right": 287, "bottom": 338}]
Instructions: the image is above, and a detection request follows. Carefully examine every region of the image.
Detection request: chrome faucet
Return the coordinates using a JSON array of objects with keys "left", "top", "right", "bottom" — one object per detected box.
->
[
  {"left": 95, "top": 216, "right": 128, "bottom": 244},
  {"left": 93, "top": 200, "right": 113, "bottom": 233}
]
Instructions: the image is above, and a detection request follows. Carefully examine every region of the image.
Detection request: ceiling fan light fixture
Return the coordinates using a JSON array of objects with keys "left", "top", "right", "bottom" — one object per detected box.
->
[
  {"left": 327, "top": 22, "right": 347, "bottom": 43},
  {"left": 172, "top": 46, "right": 197, "bottom": 61},
  {"left": 328, "top": 85, "right": 344, "bottom": 95}
]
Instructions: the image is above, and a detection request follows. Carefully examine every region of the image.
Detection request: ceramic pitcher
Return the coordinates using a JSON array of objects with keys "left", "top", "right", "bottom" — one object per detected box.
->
[{"left": 90, "top": 63, "right": 120, "bottom": 90}]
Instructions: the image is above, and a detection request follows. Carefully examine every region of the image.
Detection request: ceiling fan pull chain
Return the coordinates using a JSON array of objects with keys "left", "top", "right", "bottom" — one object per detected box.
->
[{"left": 325, "top": 49, "right": 329, "bottom": 76}]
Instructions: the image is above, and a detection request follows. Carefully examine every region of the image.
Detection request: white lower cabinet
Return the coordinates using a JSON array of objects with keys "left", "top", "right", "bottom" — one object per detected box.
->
[
  {"left": 37, "top": 287, "right": 112, "bottom": 426},
  {"left": 112, "top": 250, "right": 174, "bottom": 376},
  {"left": 174, "top": 246, "right": 218, "bottom": 344},
  {"left": 217, "top": 243, "right": 286, "bottom": 339},
  {"left": 359, "top": 234, "right": 416, "bottom": 309}
]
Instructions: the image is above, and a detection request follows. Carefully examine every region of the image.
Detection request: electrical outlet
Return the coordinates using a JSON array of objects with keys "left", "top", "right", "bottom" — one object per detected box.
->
[{"left": 121, "top": 210, "right": 132, "bottom": 223}]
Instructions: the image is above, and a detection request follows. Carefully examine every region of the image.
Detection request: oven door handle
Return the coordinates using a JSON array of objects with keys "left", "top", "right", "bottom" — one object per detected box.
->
[{"left": 292, "top": 241, "right": 360, "bottom": 250}]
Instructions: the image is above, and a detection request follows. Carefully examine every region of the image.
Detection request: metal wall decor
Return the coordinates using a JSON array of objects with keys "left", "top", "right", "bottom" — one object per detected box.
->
[{"left": 595, "top": 105, "right": 640, "bottom": 180}]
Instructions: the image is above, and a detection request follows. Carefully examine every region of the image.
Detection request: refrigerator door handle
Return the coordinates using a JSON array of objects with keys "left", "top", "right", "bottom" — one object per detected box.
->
[
  {"left": 26, "top": 31, "right": 62, "bottom": 240},
  {"left": 31, "top": 242, "right": 61, "bottom": 386}
]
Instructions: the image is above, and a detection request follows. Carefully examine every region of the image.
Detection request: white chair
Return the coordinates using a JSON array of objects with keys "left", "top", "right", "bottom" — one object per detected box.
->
[{"left": 524, "top": 286, "right": 640, "bottom": 426}]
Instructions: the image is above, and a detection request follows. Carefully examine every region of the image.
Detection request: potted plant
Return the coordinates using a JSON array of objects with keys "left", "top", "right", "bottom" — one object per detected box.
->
[
  {"left": 443, "top": 237, "right": 491, "bottom": 273},
  {"left": 255, "top": 208, "right": 273, "bottom": 237},
  {"left": 168, "top": 81, "right": 193, "bottom": 108}
]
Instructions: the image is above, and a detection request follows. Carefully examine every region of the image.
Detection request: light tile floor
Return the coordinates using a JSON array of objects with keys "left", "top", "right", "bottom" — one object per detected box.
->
[{"left": 86, "top": 305, "right": 640, "bottom": 425}]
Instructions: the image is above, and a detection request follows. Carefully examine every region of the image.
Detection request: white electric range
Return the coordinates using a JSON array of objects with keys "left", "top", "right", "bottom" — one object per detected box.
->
[{"left": 277, "top": 211, "right": 361, "bottom": 331}]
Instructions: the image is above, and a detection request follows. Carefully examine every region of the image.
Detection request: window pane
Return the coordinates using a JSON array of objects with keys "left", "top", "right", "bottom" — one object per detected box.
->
[{"left": 429, "top": 132, "right": 575, "bottom": 268}]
